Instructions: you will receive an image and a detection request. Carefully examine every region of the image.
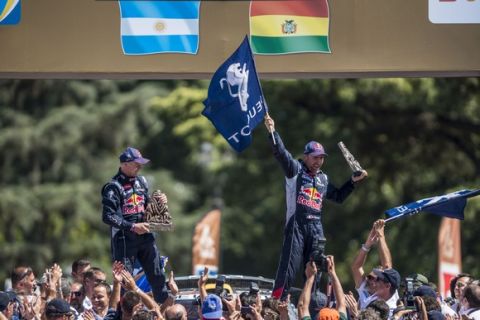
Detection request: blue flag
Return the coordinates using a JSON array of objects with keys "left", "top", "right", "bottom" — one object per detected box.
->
[
  {"left": 385, "top": 189, "right": 480, "bottom": 222},
  {"left": 202, "top": 36, "right": 267, "bottom": 152}
]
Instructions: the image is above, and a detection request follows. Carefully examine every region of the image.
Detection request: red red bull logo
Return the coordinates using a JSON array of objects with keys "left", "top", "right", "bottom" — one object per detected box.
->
[
  {"left": 298, "top": 186, "right": 323, "bottom": 210},
  {"left": 123, "top": 193, "right": 145, "bottom": 215}
]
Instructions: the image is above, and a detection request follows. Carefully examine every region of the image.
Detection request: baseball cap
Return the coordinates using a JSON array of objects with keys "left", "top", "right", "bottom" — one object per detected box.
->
[
  {"left": 119, "top": 147, "right": 150, "bottom": 164},
  {"left": 427, "top": 310, "right": 445, "bottom": 320},
  {"left": 45, "top": 299, "right": 73, "bottom": 317},
  {"left": 373, "top": 268, "right": 401, "bottom": 289},
  {"left": 304, "top": 141, "right": 328, "bottom": 157},
  {"left": 201, "top": 294, "right": 223, "bottom": 319},
  {"left": 309, "top": 290, "right": 327, "bottom": 315},
  {"left": 413, "top": 285, "right": 437, "bottom": 298},
  {"left": 409, "top": 273, "right": 429, "bottom": 287},
  {"left": 0, "top": 291, "right": 9, "bottom": 312}
]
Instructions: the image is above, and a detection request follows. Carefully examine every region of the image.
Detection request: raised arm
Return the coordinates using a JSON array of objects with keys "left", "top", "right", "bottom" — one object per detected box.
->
[
  {"left": 264, "top": 114, "right": 300, "bottom": 178},
  {"left": 197, "top": 267, "right": 209, "bottom": 303},
  {"left": 297, "top": 261, "right": 317, "bottom": 319},
  {"left": 351, "top": 222, "right": 379, "bottom": 288},
  {"left": 327, "top": 256, "right": 346, "bottom": 316},
  {"left": 375, "top": 219, "right": 392, "bottom": 269}
]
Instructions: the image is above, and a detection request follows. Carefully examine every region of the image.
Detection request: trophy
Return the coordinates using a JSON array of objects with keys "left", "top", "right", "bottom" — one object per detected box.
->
[
  {"left": 144, "top": 190, "right": 174, "bottom": 232},
  {"left": 337, "top": 141, "right": 364, "bottom": 177}
]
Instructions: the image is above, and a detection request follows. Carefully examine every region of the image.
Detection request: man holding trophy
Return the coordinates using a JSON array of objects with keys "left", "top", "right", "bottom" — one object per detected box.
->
[
  {"left": 101, "top": 147, "right": 172, "bottom": 303},
  {"left": 264, "top": 115, "right": 368, "bottom": 301}
]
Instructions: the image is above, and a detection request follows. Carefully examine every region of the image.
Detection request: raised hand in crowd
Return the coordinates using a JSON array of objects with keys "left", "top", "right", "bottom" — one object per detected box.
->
[
  {"left": 198, "top": 267, "right": 209, "bottom": 302},
  {"left": 222, "top": 294, "right": 240, "bottom": 320},
  {"left": 161, "top": 271, "right": 179, "bottom": 312},
  {"left": 345, "top": 291, "right": 359, "bottom": 319},
  {"left": 277, "top": 295, "right": 289, "bottom": 320},
  {"left": 110, "top": 261, "right": 125, "bottom": 308},
  {"left": 264, "top": 114, "right": 275, "bottom": 133}
]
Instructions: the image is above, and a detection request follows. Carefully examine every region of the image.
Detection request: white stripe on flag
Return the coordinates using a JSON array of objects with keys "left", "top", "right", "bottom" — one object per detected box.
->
[{"left": 121, "top": 18, "right": 198, "bottom": 36}]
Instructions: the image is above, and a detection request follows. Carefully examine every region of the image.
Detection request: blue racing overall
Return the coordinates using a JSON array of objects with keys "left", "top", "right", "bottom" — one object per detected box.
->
[
  {"left": 269, "top": 132, "right": 355, "bottom": 300},
  {"left": 101, "top": 170, "right": 168, "bottom": 303}
]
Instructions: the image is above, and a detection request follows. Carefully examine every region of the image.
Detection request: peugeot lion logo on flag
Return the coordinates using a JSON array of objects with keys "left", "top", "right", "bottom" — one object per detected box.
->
[
  {"left": 220, "top": 63, "right": 250, "bottom": 112},
  {"left": 202, "top": 36, "right": 267, "bottom": 153}
]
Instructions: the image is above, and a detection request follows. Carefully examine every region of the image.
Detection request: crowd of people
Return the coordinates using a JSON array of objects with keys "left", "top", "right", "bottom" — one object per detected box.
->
[
  {"left": 1, "top": 136, "right": 478, "bottom": 320},
  {"left": 1, "top": 217, "right": 479, "bottom": 320}
]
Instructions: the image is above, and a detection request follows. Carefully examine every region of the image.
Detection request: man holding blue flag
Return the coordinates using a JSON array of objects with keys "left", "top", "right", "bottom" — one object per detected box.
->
[
  {"left": 202, "top": 36, "right": 267, "bottom": 152},
  {"left": 264, "top": 114, "right": 368, "bottom": 300}
]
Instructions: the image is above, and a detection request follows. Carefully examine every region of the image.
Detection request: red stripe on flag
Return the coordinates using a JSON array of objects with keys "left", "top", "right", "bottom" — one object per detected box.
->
[{"left": 251, "top": 0, "right": 329, "bottom": 18}]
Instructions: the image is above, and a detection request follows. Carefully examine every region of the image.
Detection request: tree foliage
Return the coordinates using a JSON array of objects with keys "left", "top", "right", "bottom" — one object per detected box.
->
[{"left": 0, "top": 78, "right": 478, "bottom": 290}]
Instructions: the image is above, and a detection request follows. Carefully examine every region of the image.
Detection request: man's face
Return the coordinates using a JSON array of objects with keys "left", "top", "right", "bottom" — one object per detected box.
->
[
  {"left": 303, "top": 154, "right": 325, "bottom": 174},
  {"left": 92, "top": 286, "right": 109, "bottom": 313},
  {"left": 69, "top": 283, "right": 84, "bottom": 310},
  {"left": 22, "top": 273, "right": 36, "bottom": 295},
  {"left": 121, "top": 161, "right": 143, "bottom": 177},
  {"left": 454, "top": 276, "right": 470, "bottom": 300},
  {"left": 366, "top": 272, "right": 378, "bottom": 294},
  {"left": 374, "top": 278, "right": 392, "bottom": 299}
]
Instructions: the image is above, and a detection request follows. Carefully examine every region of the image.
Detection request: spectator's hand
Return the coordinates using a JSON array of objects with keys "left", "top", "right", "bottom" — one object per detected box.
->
[
  {"left": 158, "top": 193, "right": 168, "bottom": 204},
  {"left": 305, "top": 261, "right": 317, "bottom": 279},
  {"left": 132, "top": 223, "right": 150, "bottom": 235},
  {"left": 120, "top": 270, "right": 137, "bottom": 291},
  {"left": 112, "top": 261, "right": 124, "bottom": 284},
  {"left": 83, "top": 309, "right": 96, "bottom": 320},
  {"left": 222, "top": 294, "right": 237, "bottom": 314},
  {"left": 345, "top": 292, "right": 359, "bottom": 319},
  {"left": 167, "top": 271, "right": 178, "bottom": 296},
  {"left": 277, "top": 295, "right": 289, "bottom": 317},
  {"left": 49, "top": 263, "right": 63, "bottom": 285},
  {"left": 374, "top": 219, "right": 386, "bottom": 239},
  {"left": 365, "top": 223, "right": 379, "bottom": 248},
  {"left": 326, "top": 255, "right": 336, "bottom": 275},
  {"left": 20, "top": 300, "right": 36, "bottom": 320},
  {"left": 392, "top": 308, "right": 415, "bottom": 320},
  {"left": 198, "top": 267, "right": 209, "bottom": 287},
  {"left": 150, "top": 305, "right": 164, "bottom": 320},
  {"left": 264, "top": 114, "right": 275, "bottom": 133},
  {"left": 352, "top": 170, "right": 368, "bottom": 183}
]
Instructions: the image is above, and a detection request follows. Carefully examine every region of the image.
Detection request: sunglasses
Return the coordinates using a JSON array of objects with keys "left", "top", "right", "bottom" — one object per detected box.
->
[
  {"left": 70, "top": 291, "right": 82, "bottom": 297},
  {"left": 367, "top": 275, "right": 377, "bottom": 281}
]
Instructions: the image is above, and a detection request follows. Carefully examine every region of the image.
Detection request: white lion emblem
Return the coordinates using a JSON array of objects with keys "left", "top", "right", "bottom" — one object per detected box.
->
[{"left": 219, "top": 63, "right": 249, "bottom": 112}]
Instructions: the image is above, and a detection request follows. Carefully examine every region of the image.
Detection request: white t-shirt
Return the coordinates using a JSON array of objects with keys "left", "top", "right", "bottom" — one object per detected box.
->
[
  {"left": 356, "top": 279, "right": 373, "bottom": 310},
  {"left": 362, "top": 290, "right": 400, "bottom": 319}
]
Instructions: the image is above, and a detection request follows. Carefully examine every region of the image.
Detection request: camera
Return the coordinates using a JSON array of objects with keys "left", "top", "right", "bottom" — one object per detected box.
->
[
  {"left": 403, "top": 277, "right": 417, "bottom": 311},
  {"left": 214, "top": 275, "right": 227, "bottom": 298},
  {"left": 249, "top": 282, "right": 259, "bottom": 296},
  {"left": 310, "top": 237, "right": 328, "bottom": 272}
]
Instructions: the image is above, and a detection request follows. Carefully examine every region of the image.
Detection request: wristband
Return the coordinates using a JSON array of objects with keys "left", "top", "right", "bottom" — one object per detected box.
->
[
  {"left": 135, "top": 287, "right": 142, "bottom": 293},
  {"left": 361, "top": 244, "right": 371, "bottom": 252}
]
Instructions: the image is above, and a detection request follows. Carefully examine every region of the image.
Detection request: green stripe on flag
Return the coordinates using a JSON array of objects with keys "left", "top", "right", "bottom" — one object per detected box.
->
[{"left": 251, "top": 35, "right": 330, "bottom": 54}]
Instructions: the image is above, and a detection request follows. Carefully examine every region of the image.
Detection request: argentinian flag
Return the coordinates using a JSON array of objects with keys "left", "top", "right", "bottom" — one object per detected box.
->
[
  {"left": 0, "top": 0, "right": 21, "bottom": 25},
  {"left": 119, "top": 1, "right": 200, "bottom": 55}
]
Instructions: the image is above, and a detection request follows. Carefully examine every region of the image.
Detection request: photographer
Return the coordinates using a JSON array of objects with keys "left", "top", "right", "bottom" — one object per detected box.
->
[{"left": 297, "top": 257, "right": 347, "bottom": 320}]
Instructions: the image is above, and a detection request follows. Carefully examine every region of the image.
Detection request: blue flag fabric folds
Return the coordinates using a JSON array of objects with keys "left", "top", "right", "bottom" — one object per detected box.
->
[
  {"left": 385, "top": 189, "right": 480, "bottom": 221},
  {"left": 119, "top": 1, "right": 200, "bottom": 55},
  {"left": 202, "top": 36, "right": 267, "bottom": 152}
]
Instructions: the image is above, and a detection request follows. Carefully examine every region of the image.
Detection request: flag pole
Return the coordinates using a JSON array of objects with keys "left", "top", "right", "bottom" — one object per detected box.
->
[{"left": 384, "top": 209, "right": 420, "bottom": 223}]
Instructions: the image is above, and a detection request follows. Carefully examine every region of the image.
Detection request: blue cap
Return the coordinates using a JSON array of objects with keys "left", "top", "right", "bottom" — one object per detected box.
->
[
  {"left": 119, "top": 147, "right": 150, "bottom": 164},
  {"left": 304, "top": 141, "right": 328, "bottom": 157},
  {"left": 414, "top": 285, "right": 437, "bottom": 298},
  {"left": 374, "top": 268, "right": 401, "bottom": 289},
  {"left": 45, "top": 299, "right": 73, "bottom": 317},
  {"left": 202, "top": 294, "right": 223, "bottom": 319}
]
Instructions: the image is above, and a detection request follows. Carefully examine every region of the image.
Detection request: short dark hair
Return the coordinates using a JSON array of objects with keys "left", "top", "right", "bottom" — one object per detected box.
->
[
  {"left": 83, "top": 267, "right": 105, "bottom": 282},
  {"left": 422, "top": 296, "right": 441, "bottom": 312},
  {"left": 366, "top": 299, "right": 389, "bottom": 320},
  {"left": 358, "top": 309, "right": 382, "bottom": 320},
  {"left": 11, "top": 266, "right": 33, "bottom": 287},
  {"left": 121, "top": 291, "right": 141, "bottom": 314},
  {"left": 93, "top": 282, "right": 112, "bottom": 297},
  {"left": 449, "top": 273, "right": 472, "bottom": 299},
  {"left": 132, "top": 310, "right": 155, "bottom": 320},
  {"left": 464, "top": 283, "right": 480, "bottom": 308},
  {"left": 71, "top": 259, "right": 90, "bottom": 274}
]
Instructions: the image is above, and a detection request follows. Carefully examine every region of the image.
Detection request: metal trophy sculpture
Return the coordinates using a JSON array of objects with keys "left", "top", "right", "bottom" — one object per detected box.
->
[
  {"left": 338, "top": 141, "right": 364, "bottom": 177},
  {"left": 144, "top": 190, "right": 174, "bottom": 232}
]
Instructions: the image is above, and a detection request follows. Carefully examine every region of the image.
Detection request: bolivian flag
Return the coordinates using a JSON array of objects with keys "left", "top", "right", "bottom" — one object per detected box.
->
[{"left": 250, "top": 0, "right": 330, "bottom": 55}]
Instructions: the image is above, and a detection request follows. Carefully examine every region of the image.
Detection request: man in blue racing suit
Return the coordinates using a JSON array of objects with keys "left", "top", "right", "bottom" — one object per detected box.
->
[
  {"left": 101, "top": 147, "right": 168, "bottom": 303},
  {"left": 264, "top": 115, "right": 368, "bottom": 300}
]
